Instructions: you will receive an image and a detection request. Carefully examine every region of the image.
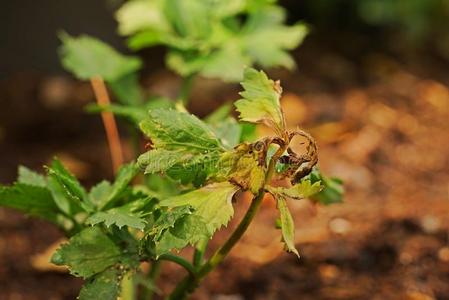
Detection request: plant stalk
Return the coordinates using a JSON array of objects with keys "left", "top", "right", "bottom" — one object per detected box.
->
[
  {"left": 143, "top": 260, "right": 161, "bottom": 300},
  {"left": 193, "top": 238, "right": 208, "bottom": 268},
  {"left": 90, "top": 76, "right": 124, "bottom": 174},
  {"left": 167, "top": 143, "right": 288, "bottom": 299}
]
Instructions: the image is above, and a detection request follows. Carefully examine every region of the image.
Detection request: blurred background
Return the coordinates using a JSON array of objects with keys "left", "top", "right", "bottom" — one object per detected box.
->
[{"left": 1, "top": 0, "right": 449, "bottom": 299}]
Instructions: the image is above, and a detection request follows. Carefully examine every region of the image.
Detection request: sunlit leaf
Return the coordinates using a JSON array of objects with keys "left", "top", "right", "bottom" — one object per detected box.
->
[
  {"left": 267, "top": 180, "right": 323, "bottom": 200},
  {"left": 277, "top": 197, "right": 299, "bottom": 257},
  {"left": 17, "top": 166, "right": 46, "bottom": 187},
  {"left": 235, "top": 68, "right": 285, "bottom": 133}
]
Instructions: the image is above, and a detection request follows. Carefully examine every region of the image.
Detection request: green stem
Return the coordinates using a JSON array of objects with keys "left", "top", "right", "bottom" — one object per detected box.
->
[
  {"left": 193, "top": 238, "right": 208, "bottom": 269},
  {"left": 121, "top": 273, "right": 136, "bottom": 300},
  {"left": 167, "top": 142, "right": 288, "bottom": 300},
  {"left": 167, "top": 191, "right": 265, "bottom": 300},
  {"left": 159, "top": 254, "right": 196, "bottom": 276},
  {"left": 143, "top": 260, "right": 161, "bottom": 300}
]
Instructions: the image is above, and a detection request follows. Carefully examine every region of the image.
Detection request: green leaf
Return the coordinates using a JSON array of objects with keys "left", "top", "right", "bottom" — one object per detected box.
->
[
  {"left": 267, "top": 180, "right": 323, "bottom": 200},
  {"left": 243, "top": 6, "right": 308, "bottom": 69},
  {"left": 163, "top": 0, "right": 214, "bottom": 39},
  {"left": 78, "top": 268, "right": 121, "bottom": 300},
  {"left": 100, "top": 163, "right": 140, "bottom": 210},
  {"left": 59, "top": 33, "right": 142, "bottom": 81},
  {"left": 149, "top": 205, "right": 193, "bottom": 240},
  {"left": 209, "top": 118, "right": 242, "bottom": 149},
  {"left": 277, "top": 197, "right": 299, "bottom": 257},
  {"left": 0, "top": 184, "right": 59, "bottom": 222},
  {"left": 86, "top": 98, "right": 175, "bottom": 128},
  {"left": 235, "top": 68, "right": 285, "bottom": 133},
  {"left": 88, "top": 181, "right": 113, "bottom": 207},
  {"left": 138, "top": 109, "right": 225, "bottom": 185},
  {"left": 108, "top": 73, "right": 144, "bottom": 106},
  {"left": 17, "top": 166, "right": 46, "bottom": 187},
  {"left": 155, "top": 214, "right": 209, "bottom": 256},
  {"left": 148, "top": 182, "right": 238, "bottom": 255},
  {"left": 204, "top": 103, "right": 233, "bottom": 124},
  {"left": 140, "top": 109, "right": 222, "bottom": 152},
  {"left": 205, "top": 104, "right": 243, "bottom": 149},
  {"left": 116, "top": 0, "right": 169, "bottom": 36},
  {"left": 46, "top": 159, "right": 92, "bottom": 212},
  {"left": 159, "top": 182, "right": 238, "bottom": 235},
  {"left": 51, "top": 227, "right": 122, "bottom": 278},
  {"left": 87, "top": 197, "right": 156, "bottom": 230},
  {"left": 307, "top": 169, "right": 344, "bottom": 205},
  {"left": 47, "top": 175, "right": 84, "bottom": 216},
  {"left": 200, "top": 44, "right": 251, "bottom": 82}
]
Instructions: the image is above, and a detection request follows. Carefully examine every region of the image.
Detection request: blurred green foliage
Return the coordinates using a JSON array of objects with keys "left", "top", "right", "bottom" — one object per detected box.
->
[{"left": 301, "top": 0, "right": 449, "bottom": 57}]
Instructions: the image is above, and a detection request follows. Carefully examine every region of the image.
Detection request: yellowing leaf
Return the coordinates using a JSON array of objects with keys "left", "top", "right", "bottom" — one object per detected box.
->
[
  {"left": 159, "top": 182, "right": 238, "bottom": 235},
  {"left": 277, "top": 197, "right": 299, "bottom": 257},
  {"left": 217, "top": 143, "right": 266, "bottom": 194},
  {"left": 18, "top": 166, "right": 46, "bottom": 187},
  {"left": 235, "top": 68, "right": 285, "bottom": 133},
  {"left": 267, "top": 180, "right": 323, "bottom": 200},
  {"left": 145, "top": 182, "right": 238, "bottom": 256}
]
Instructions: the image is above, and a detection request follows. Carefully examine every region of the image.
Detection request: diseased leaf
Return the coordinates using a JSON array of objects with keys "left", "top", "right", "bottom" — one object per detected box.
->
[
  {"left": 267, "top": 180, "right": 323, "bottom": 200},
  {"left": 87, "top": 197, "right": 156, "bottom": 230},
  {"left": 159, "top": 182, "right": 238, "bottom": 235},
  {"left": 139, "top": 109, "right": 222, "bottom": 152},
  {"left": 17, "top": 166, "right": 46, "bottom": 187},
  {"left": 217, "top": 143, "right": 266, "bottom": 194},
  {"left": 0, "top": 184, "right": 59, "bottom": 222},
  {"left": 235, "top": 68, "right": 285, "bottom": 133},
  {"left": 155, "top": 214, "right": 209, "bottom": 256},
  {"left": 149, "top": 205, "right": 193, "bottom": 241},
  {"left": 138, "top": 109, "right": 225, "bottom": 185},
  {"left": 147, "top": 183, "right": 238, "bottom": 255},
  {"left": 59, "top": 33, "right": 142, "bottom": 81},
  {"left": 277, "top": 197, "right": 299, "bottom": 257},
  {"left": 78, "top": 268, "right": 121, "bottom": 300},
  {"left": 51, "top": 227, "right": 122, "bottom": 278}
]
